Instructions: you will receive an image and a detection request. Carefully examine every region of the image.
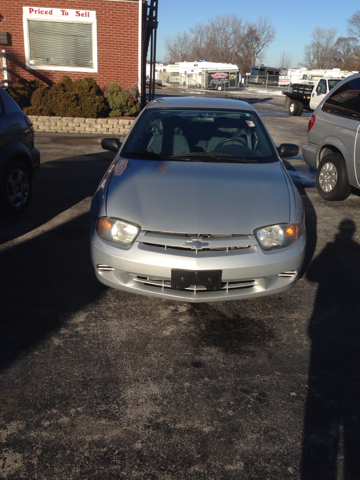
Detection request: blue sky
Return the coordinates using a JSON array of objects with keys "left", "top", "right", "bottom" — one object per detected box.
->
[{"left": 156, "top": 0, "right": 360, "bottom": 70}]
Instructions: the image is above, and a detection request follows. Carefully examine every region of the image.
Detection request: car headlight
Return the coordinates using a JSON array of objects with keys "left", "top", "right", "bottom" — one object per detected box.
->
[
  {"left": 96, "top": 217, "right": 140, "bottom": 247},
  {"left": 254, "top": 224, "right": 301, "bottom": 251}
]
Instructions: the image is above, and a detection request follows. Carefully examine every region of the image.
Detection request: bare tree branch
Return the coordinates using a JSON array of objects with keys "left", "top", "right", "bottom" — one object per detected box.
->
[
  {"left": 348, "top": 10, "right": 360, "bottom": 39},
  {"left": 164, "top": 32, "right": 193, "bottom": 63},
  {"left": 278, "top": 51, "right": 292, "bottom": 69},
  {"left": 333, "top": 37, "right": 359, "bottom": 70},
  {"left": 303, "top": 27, "right": 338, "bottom": 68},
  {"left": 240, "top": 17, "right": 276, "bottom": 68},
  {"left": 164, "top": 14, "right": 276, "bottom": 74}
]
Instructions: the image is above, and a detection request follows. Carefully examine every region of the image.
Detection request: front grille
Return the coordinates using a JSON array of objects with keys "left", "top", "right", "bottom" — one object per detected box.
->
[
  {"left": 142, "top": 243, "right": 250, "bottom": 252},
  {"left": 134, "top": 276, "right": 257, "bottom": 292},
  {"left": 97, "top": 264, "right": 115, "bottom": 271},
  {"left": 137, "top": 231, "right": 257, "bottom": 254},
  {"left": 277, "top": 270, "right": 297, "bottom": 278}
]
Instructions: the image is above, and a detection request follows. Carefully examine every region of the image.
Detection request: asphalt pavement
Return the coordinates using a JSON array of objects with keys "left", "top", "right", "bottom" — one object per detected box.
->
[{"left": 1, "top": 96, "right": 360, "bottom": 479}]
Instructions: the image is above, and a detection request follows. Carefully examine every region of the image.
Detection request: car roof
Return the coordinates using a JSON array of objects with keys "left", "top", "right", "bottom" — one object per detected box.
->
[{"left": 146, "top": 96, "right": 256, "bottom": 112}]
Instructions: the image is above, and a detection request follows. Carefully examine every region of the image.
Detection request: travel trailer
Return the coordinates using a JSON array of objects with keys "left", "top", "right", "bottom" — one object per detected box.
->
[
  {"left": 164, "top": 61, "right": 239, "bottom": 90},
  {"left": 278, "top": 68, "right": 309, "bottom": 87}
]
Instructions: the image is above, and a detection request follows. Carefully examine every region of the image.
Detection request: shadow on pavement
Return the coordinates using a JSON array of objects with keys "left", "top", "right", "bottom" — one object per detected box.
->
[
  {"left": 0, "top": 151, "right": 113, "bottom": 372},
  {"left": 0, "top": 210, "right": 108, "bottom": 372},
  {"left": 301, "top": 219, "right": 360, "bottom": 479},
  {"left": 0, "top": 151, "right": 113, "bottom": 244}
]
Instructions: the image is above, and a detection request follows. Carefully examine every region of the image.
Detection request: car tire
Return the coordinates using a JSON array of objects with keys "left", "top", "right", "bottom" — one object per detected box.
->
[
  {"left": 0, "top": 161, "right": 32, "bottom": 214},
  {"left": 316, "top": 153, "right": 351, "bottom": 201},
  {"left": 217, "top": 85, "right": 223, "bottom": 91},
  {"left": 289, "top": 100, "right": 301, "bottom": 116},
  {"left": 297, "top": 102, "right": 304, "bottom": 116}
]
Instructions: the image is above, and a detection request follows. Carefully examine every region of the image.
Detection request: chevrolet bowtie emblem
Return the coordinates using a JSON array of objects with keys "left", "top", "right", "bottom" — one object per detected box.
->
[{"left": 184, "top": 238, "right": 210, "bottom": 249}]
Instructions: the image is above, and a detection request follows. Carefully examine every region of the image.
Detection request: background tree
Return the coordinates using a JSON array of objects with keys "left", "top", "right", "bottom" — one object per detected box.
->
[
  {"left": 278, "top": 51, "right": 292, "bottom": 69},
  {"left": 333, "top": 37, "right": 359, "bottom": 70},
  {"left": 239, "top": 17, "right": 276, "bottom": 73},
  {"left": 164, "top": 15, "right": 276, "bottom": 74},
  {"left": 346, "top": 10, "right": 360, "bottom": 70},
  {"left": 188, "top": 14, "right": 246, "bottom": 64},
  {"left": 164, "top": 32, "right": 193, "bottom": 62},
  {"left": 303, "top": 27, "right": 338, "bottom": 68},
  {"left": 348, "top": 10, "right": 360, "bottom": 38}
]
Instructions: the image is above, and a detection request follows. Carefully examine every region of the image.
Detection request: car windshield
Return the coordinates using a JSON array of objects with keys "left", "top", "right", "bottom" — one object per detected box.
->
[{"left": 121, "top": 108, "right": 277, "bottom": 163}]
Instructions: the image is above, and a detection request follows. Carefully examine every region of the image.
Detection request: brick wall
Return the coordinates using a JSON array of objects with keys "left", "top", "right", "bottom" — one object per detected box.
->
[
  {"left": 29, "top": 115, "right": 136, "bottom": 136},
  {"left": 1, "top": 0, "right": 140, "bottom": 89}
]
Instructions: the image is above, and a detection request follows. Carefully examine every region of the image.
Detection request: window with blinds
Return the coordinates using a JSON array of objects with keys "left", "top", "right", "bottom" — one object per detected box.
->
[{"left": 28, "top": 20, "right": 93, "bottom": 69}]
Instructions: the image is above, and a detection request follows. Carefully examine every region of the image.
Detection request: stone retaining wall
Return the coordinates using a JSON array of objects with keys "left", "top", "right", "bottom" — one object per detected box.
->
[{"left": 29, "top": 116, "right": 136, "bottom": 136}]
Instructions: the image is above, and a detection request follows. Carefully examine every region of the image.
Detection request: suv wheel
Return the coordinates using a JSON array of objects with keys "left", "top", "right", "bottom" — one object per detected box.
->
[
  {"left": 1, "top": 161, "right": 32, "bottom": 214},
  {"left": 317, "top": 153, "right": 351, "bottom": 201}
]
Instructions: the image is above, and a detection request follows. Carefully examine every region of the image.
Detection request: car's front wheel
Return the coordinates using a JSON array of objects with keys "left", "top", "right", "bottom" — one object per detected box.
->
[
  {"left": 0, "top": 161, "right": 32, "bottom": 214},
  {"left": 316, "top": 153, "right": 351, "bottom": 201}
]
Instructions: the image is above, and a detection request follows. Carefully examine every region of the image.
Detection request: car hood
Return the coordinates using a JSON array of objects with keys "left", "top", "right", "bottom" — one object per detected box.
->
[{"left": 106, "top": 158, "right": 291, "bottom": 234}]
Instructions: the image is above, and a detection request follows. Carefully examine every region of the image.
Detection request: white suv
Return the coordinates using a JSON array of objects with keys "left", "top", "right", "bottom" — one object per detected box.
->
[{"left": 303, "top": 73, "right": 360, "bottom": 201}]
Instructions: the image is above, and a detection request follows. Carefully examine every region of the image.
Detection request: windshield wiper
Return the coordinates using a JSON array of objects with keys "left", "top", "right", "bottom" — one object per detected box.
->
[
  {"left": 122, "top": 150, "right": 250, "bottom": 163},
  {"left": 170, "top": 152, "right": 250, "bottom": 163},
  {"left": 170, "top": 151, "right": 223, "bottom": 159},
  {"left": 121, "top": 150, "right": 165, "bottom": 160}
]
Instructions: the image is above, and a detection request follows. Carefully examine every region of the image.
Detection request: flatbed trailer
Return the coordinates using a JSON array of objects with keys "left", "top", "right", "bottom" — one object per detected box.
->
[
  {"left": 283, "top": 83, "right": 314, "bottom": 116},
  {"left": 283, "top": 76, "right": 346, "bottom": 116}
]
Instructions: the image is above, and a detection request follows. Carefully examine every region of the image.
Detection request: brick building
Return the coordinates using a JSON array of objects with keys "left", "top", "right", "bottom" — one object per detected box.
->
[{"left": 0, "top": 0, "right": 154, "bottom": 96}]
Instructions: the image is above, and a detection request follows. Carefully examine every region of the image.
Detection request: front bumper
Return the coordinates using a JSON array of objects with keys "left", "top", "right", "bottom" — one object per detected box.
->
[{"left": 90, "top": 227, "right": 306, "bottom": 303}]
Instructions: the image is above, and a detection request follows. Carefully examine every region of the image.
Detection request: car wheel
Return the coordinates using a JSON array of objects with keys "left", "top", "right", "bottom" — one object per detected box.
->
[
  {"left": 217, "top": 85, "right": 223, "bottom": 91},
  {"left": 289, "top": 100, "right": 300, "bottom": 116},
  {"left": 316, "top": 153, "right": 351, "bottom": 201},
  {"left": 0, "top": 161, "right": 32, "bottom": 214}
]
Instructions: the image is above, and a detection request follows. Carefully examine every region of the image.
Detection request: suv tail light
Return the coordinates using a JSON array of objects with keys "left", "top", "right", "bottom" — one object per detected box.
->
[
  {"left": 24, "top": 115, "right": 35, "bottom": 136},
  {"left": 307, "top": 114, "right": 316, "bottom": 133}
]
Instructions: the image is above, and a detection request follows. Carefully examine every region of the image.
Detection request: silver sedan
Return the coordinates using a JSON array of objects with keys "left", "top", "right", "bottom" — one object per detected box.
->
[{"left": 90, "top": 96, "right": 306, "bottom": 303}]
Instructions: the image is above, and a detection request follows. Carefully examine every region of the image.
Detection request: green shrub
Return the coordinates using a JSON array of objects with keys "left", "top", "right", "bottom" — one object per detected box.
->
[
  {"left": 17, "top": 75, "right": 140, "bottom": 118},
  {"left": 106, "top": 82, "right": 140, "bottom": 117},
  {"left": 8, "top": 79, "right": 43, "bottom": 109},
  {"left": 25, "top": 76, "right": 107, "bottom": 118},
  {"left": 25, "top": 85, "right": 52, "bottom": 116},
  {"left": 128, "top": 83, "right": 140, "bottom": 101},
  {"left": 73, "top": 77, "right": 108, "bottom": 118}
]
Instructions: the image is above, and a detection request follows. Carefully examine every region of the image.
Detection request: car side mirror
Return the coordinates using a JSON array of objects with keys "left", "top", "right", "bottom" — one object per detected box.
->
[
  {"left": 316, "top": 85, "right": 322, "bottom": 94},
  {"left": 277, "top": 143, "right": 299, "bottom": 158},
  {"left": 101, "top": 137, "right": 122, "bottom": 152}
]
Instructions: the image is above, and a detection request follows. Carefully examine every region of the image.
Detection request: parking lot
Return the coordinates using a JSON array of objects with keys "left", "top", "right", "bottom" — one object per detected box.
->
[{"left": 1, "top": 95, "right": 360, "bottom": 479}]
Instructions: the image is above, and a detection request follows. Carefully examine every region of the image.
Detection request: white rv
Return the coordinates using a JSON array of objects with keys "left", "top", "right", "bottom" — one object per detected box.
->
[
  {"left": 164, "top": 61, "right": 239, "bottom": 90},
  {"left": 296, "top": 68, "right": 357, "bottom": 85},
  {"left": 278, "top": 68, "right": 309, "bottom": 87},
  {"left": 279, "top": 68, "right": 357, "bottom": 87}
]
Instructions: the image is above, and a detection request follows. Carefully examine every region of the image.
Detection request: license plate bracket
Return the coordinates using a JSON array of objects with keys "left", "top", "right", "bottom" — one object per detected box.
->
[{"left": 171, "top": 269, "right": 222, "bottom": 291}]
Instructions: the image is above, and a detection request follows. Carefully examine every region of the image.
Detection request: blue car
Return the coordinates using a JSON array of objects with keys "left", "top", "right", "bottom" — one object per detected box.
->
[{"left": 0, "top": 87, "right": 40, "bottom": 214}]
